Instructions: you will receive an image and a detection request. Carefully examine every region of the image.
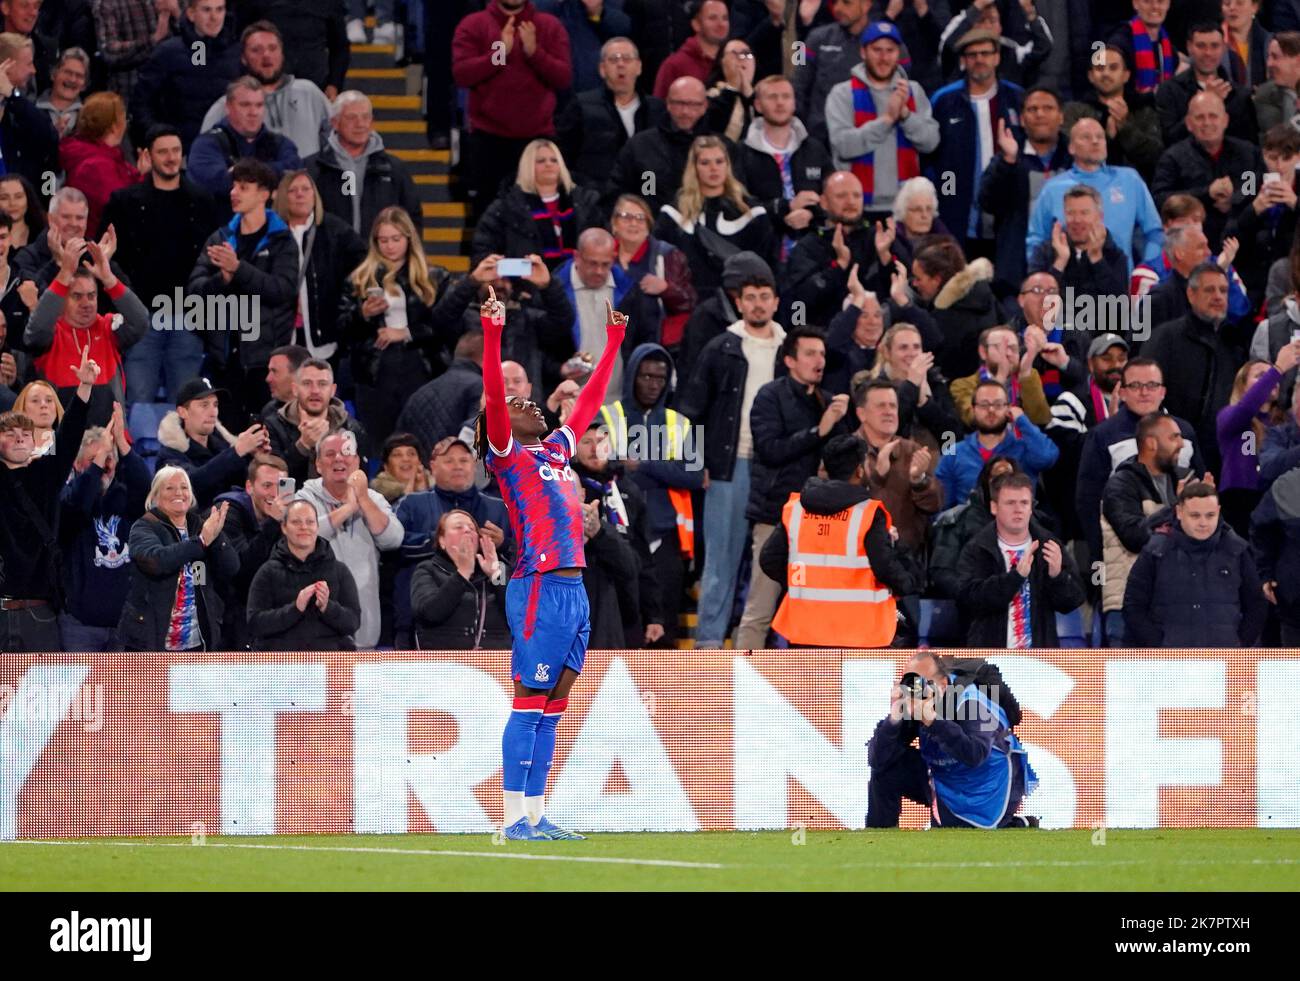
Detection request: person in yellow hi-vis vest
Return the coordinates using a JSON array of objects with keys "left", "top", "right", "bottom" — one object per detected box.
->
[
  {"left": 598, "top": 343, "right": 706, "bottom": 647},
  {"left": 759, "top": 434, "right": 921, "bottom": 648}
]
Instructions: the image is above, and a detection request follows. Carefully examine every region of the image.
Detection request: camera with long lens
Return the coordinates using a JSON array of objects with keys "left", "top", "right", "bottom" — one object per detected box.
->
[{"left": 897, "top": 671, "right": 934, "bottom": 720}]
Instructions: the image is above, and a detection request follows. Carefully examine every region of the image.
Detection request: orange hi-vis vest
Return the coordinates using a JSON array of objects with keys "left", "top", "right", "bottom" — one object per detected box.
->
[{"left": 771, "top": 491, "right": 897, "bottom": 648}]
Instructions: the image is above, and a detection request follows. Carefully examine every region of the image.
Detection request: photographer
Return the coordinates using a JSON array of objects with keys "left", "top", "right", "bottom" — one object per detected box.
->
[{"left": 866, "top": 650, "right": 1037, "bottom": 830}]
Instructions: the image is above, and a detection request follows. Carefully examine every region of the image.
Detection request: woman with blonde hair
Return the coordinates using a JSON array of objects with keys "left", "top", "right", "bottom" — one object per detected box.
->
[
  {"left": 471, "top": 138, "right": 604, "bottom": 271},
  {"left": 343, "top": 206, "right": 457, "bottom": 443},
  {"left": 118, "top": 465, "right": 238, "bottom": 651},
  {"left": 13, "top": 379, "right": 64, "bottom": 458},
  {"left": 1218, "top": 345, "right": 1300, "bottom": 535},
  {"left": 59, "top": 91, "right": 143, "bottom": 234},
  {"left": 274, "top": 169, "right": 367, "bottom": 365},
  {"left": 655, "top": 135, "right": 774, "bottom": 291},
  {"left": 858, "top": 322, "right": 961, "bottom": 449}
]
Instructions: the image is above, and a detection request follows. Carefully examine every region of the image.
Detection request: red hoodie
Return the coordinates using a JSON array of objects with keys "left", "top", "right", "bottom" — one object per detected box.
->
[
  {"left": 59, "top": 136, "right": 144, "bottom": 235},
  {"left": 32, "top": 279, "right": 131, "bottom": 389},
  {"left": 451, "top": 1, "right": 572, "bottom": 140}
]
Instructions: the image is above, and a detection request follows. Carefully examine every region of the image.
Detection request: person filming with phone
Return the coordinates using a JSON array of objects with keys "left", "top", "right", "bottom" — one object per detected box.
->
[{"left": 866, "top": 649, "right": 1038, "bottom": 829}]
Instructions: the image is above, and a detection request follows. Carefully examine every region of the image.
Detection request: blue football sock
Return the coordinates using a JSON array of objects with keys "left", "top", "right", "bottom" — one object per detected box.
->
[
  {"left": 525, "top": 697, "right": 566, "bottom": 800},
  {"left": 502, "top": 695, "right": 547, "bottom": 793}
]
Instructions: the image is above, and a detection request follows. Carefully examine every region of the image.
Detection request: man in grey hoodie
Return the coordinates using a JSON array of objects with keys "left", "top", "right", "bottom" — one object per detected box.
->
[
  {"left": 296, "top": 429, "right": 404, "bottom": 648},
  {"left": 199, "top": 19, "right": 332, "bottom": 157},
  {"left": 824, "top": 20, "right": 940, "bottom": 216},
  {"left": 305, "top": 91, "right": 423, "bottom": 238}
]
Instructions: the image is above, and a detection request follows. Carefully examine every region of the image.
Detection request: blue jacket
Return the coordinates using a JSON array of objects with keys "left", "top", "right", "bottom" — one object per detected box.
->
[
  {"left": 58, "top": 451, "right": 151, "bottom": 628},
  {"left": 1026, "top": 164, "right": 1163, "bottom": 273},
  {"left": 935, "top": 415, "right": 1059, "bottom": 506},
  {"left": 188, "top": 119, "right": 303, "bottom": 205},
  {"left": 1260, "top": 418, "right": 1300, "bottom": 492},
  {"left": 553, "top": 256, "right": 635, "bottom": 350},
  {"left": 392, "top": 485, "right": 512, "bottom": 638},
  {"left": 977, "top": 137, "right": 1073, "bottom": 292},
  {"left": 536, "top": 0, "right": 631, "bottom": 94},
  {"left": 1123, "top": 524, "right": 1267, "bottom": 647},
  {"left": 600, "top": 343, "right": 706, "bottom": 539},
  {"left": 922, "top": 686, "right": 1034, "bottom": 829},
  {"left": 869, "top": 682, "right": 1036, "bottom": 829},
  {"left": 926, "top": 78, "right": 1024, "bottom": 247}
]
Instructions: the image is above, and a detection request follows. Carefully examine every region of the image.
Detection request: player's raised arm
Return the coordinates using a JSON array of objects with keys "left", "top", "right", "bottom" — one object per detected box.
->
[
  {"left": 480, "top": 286, "right": 512, "bottom": 452},
  {"left": 566, "top": 299, "right": 628, "bottom": 436}
]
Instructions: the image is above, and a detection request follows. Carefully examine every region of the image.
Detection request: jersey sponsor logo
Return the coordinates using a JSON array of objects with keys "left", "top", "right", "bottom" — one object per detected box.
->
[{"left": 537, "top": 461, "right": 576, "bottom": 483}]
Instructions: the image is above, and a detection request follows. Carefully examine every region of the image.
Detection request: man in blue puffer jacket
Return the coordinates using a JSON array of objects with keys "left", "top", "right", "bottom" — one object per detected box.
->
[{"left": 867, "top": 650, "right": 1038, "bottom": 829}]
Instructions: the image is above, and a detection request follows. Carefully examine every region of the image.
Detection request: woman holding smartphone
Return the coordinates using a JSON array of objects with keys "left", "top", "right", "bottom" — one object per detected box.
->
[{"left": 342, "top": 206, "right": 457, "bottom": 445}]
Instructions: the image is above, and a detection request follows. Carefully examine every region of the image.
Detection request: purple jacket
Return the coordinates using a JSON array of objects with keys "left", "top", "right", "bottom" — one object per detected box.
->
[{"left": 1216, "top": 365, "right": 1282, "bottom": 492}]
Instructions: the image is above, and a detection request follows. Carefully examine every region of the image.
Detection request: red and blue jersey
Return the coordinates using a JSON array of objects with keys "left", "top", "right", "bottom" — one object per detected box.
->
[{"left": 487, "top": 425, "right": 586, "bottom": 577}]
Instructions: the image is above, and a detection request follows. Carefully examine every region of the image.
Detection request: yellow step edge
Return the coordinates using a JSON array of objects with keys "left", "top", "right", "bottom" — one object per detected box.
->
[
  {"left": 423, "top": 202, "right": 466, "bottom": 217},
  {"left": 393, "top": 148, "right": 451, "bottom": 162},
  {"left": 413, "top": 174, "right": 449, "bottom": 185},
  {"left": 431, "top": 254, "right": 469, "bottom": 272},
  {"left": 352, "top": 43, "right": 396, "bottom": 54},
  {"left": 374, "top": 120, "right": 426, "bottom": 133},
  {"left": 422, "top": 227, "right": 464, "bottom": 242},
  {"left": 370, "top": 95, "right": 421, "bottom": 109},
  {"left": 346, "top": 68, "right": 406, "bottom": 79}
]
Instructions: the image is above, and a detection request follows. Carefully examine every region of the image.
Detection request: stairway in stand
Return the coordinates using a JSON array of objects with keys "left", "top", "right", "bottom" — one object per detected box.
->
[{"left": 345, "top": 34, "right": 469, "bottom": 273}]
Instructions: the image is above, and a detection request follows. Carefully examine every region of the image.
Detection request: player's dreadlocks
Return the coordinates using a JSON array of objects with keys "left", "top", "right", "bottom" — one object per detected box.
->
[{"left": 474, "top": 407, "right": 491, "bottom": 461}]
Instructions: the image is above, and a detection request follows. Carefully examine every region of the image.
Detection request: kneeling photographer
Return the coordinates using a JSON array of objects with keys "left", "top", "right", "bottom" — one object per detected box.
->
[{"left": 866, "top": 651, "right": 1037, "bottom": 829}]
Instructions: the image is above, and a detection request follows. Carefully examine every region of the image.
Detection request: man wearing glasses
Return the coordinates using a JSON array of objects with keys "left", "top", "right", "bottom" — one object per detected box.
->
[
  {"left": 612, "top": 75, "right": 717, "bottom": 213},
  {"left": 929, "top": 29, "right": 1024, "bottom": 260},
  {"left": 556, "top": 37, "right": 666, "bottom": 197},
  {"left": 934, "top": 378, "right": 1059, "bottom": 507},
  {"left": 1074, "top": 356, "right": 1204, "bottom": 582}
]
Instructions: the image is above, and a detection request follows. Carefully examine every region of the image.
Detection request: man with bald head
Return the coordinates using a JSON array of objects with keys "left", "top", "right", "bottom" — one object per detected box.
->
[
  {"left": 1154, "top": 20, "right": 1257, "bottom": 146},
  {"left": 555, "top": 227, "right": 640, "bottom": 394},
  {"left": 1026, "top": 116, "right": 1163, "bottom": 273},
  {"left": 1152, "top": 89, "right": 1263, "bottom": 251},
  {"left": 785, "top": 171, "right": 880, "bottom": 330},
  {"left": 612, "top": 74, "right": 720, "bottom": 214}
]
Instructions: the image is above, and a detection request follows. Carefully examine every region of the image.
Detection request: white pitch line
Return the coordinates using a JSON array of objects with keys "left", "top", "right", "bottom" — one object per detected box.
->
[{"left": 7, "top": 838, "right": 726, "bottom": 871}]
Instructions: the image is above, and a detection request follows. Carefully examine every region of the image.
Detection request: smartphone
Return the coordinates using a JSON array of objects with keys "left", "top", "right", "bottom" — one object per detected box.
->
[
  {"left": 497, "top": 258, "right": 532, "bottom": 277},
  {"left": 1292, "top": 328, "right": 1300, "bottom": 344},
  {"left": 1265, "top": 172, "right": 1282, "bottom": 185},
  {"left": 365, "top": 286, "right": 385, "bottom": 298},
  {"left": 277, "top": 476, "right": 296, "bottom": 499}
]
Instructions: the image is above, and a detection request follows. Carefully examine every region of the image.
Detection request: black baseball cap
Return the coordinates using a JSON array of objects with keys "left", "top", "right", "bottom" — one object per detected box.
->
[{"left": 176, "top": 377, "right": 227, "bottom": 407}]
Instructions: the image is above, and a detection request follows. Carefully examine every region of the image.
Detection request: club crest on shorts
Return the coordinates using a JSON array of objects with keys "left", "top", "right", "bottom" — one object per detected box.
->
[{"left": 534, "top": 663, "right": 550, "bottom": 683}]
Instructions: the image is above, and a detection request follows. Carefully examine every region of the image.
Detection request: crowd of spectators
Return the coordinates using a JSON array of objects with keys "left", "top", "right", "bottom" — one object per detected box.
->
[{"left": 5, "top": 0, "right": 1300, "bottom": 654}]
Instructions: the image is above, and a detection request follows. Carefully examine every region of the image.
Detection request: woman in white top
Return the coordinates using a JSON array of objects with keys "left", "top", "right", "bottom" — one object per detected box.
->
[
  {"left": 13, "top": 379, "right": 62, "bottom": 458},
  {"left": 343, "top": 206, "right": 451, "bottom": 444}
]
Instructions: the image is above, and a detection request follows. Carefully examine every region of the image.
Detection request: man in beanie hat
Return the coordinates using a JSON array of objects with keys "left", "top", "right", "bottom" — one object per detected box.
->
[{"left": 680, "top": 250, "right": 775, "bottom": 384}]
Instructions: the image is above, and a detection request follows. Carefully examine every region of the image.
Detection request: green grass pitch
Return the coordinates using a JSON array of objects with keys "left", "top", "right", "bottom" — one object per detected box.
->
[{"left": 2, "top": 829, "right": 1297, "bottom": 890}]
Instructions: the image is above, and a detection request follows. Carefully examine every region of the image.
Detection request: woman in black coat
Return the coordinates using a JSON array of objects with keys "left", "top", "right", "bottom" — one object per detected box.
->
[
  {"left": 654, "top": 135, "right": 776, "bottom": 294},
  {"left": 909, "top": 238, "right": 999, "bottom": 382},
  {"left": 246, "top": 500, "right": 362, "bottom": 651},
  {"left": 274, "top": 170, "right": 368, "bottom": 372},
  {"left": 470, "top": 139, "right": 604, "bottom": 271},
  {"left": 342, "top": 205, "right": 459, "bottom": 445},
  {"left": 411, "top": 509, "right": 513, "bottom": 650},
  {"left": 118, "top": 465, "right": 239, "bottom": 651}
]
